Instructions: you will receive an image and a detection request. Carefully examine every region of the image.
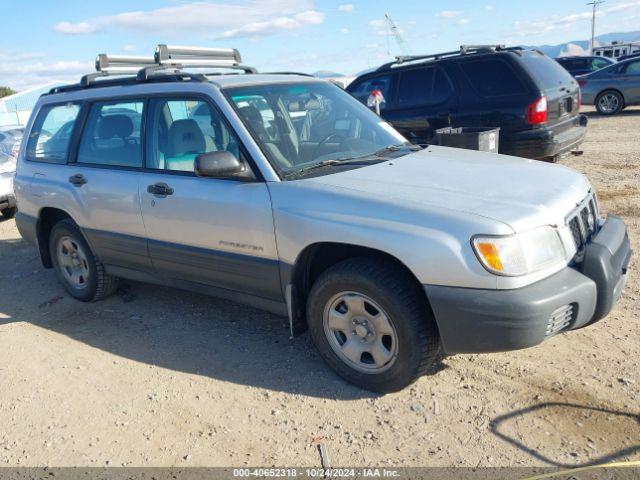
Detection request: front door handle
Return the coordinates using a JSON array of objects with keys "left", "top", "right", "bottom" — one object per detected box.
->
[
  {"left": 68, "top": 174, "right": 87, "bottom": 187},
  {"left": 147, "top": 182, "right": 174, "bottom": 197}
]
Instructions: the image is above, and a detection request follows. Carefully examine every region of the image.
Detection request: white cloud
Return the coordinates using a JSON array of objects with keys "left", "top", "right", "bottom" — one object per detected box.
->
[
  {"left": 53, "top": 0, "right": 321, "bottom": 39},
  {"left": 457, "top": 18, "right": 470, "bottom": 25},
  {"left": 484, "top": 5, "right": 494, "bottom": 11},
  {"left": 122, "top": 44, "right": 137, "bottom": 52},
  {"left": 436, "top": 10, "right": 462, "bottom": 18},
  {"left": 340, "top": 27, "right": 350, "bottom": 34},
  {"left": 0, "top": 58, "right": 92, "bottom": 91},
  {"left": 217, "top": 10, "right": 324, "bottom": 39},
  {"left": 54, "top": 21, "right": 97, "bottom": 34},
  {"left": 511, "top": 0, "right": 640, "bottom": 38},
  {"left": 368, "top": 18, "right": 387, "bottom": 36},
  {"left": 338, "top": 4, "right": 354, "bottom": 13}
]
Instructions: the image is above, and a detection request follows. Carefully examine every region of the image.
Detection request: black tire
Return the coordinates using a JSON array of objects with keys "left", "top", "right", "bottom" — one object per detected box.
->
[
  {"left": 1, "top": 207, "right": 17, "bottom": 219},
  {"left": 595, "top": 90, "right": 624, "bottom": 115},
  {"left": 307, "top": 257, "right": 441, "bottom": 393},
  {"left": 49, "top": 219, "right": 118, "bottom": 302}
]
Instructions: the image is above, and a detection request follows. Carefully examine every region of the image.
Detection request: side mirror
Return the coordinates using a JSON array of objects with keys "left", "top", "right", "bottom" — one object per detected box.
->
[{"left": 194, "top": 151, "right": 245, "bottom": 178}]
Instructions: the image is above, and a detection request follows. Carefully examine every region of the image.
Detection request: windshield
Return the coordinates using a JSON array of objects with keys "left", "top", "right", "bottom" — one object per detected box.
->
[{"left": 224, "top": 81, "right": 409, "bottom": 179}]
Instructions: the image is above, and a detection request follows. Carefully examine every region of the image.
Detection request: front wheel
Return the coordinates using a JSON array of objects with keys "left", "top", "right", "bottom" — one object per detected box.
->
[
  {"left": 307, "top": 257, "right": 441, "bottom": 393},
  {"left": 49, "top": 219, "right": 118, "bottom": 302},
  {"left": 595, "top": 90, "right": 624, "bottom": 115}
]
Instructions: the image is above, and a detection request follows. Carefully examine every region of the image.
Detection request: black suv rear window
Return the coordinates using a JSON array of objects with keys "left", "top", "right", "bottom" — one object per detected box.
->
[
  {"left": 459, "top": 58, "right": 526, "bottom": 97},
  {"left": 520, "top": 53, "right": 574, "bottom": 89}
]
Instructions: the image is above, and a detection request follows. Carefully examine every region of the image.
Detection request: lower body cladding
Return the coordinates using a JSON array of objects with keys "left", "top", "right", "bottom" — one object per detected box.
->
[{"left": 425, "top": 215, "right": 631, "bottom": 354}]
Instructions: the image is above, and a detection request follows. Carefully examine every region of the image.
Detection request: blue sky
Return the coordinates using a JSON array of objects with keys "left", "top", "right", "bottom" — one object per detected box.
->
[{"left": 2, "top": 0, "right": 640, "bottom": 90}]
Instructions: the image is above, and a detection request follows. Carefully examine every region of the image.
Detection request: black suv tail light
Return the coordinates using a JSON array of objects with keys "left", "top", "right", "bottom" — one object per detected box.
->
[{"left": 526, "top": 96, "right": 547, "bottom": 125}]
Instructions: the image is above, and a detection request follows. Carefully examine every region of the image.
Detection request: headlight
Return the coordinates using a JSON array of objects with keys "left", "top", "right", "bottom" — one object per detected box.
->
[{"left": 472, "top": 227, "right": 566, "bottom": 276}]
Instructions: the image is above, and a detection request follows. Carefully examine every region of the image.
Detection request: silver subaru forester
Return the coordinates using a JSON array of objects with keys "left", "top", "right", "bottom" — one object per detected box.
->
[{"left": 14, "top": 46, "right": 631, "bottom": 392}]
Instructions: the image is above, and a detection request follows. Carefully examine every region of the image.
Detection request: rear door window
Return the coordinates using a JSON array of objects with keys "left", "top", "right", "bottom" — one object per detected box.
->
[
  {"left": 397, "top": 68, "right": 434, "bottom": 107},
  {"left": 77, "top": 101, "right": 144, "bottom": 168},
  {"left": 459, "top": 58, "right": 526, "bottom": 97},
  {"left": 431, "top": 68, "right": 454, "bottom": 104},
  {"left": 623, "top": 60, "right": 640, "bottom": 74},
  {"left": 26, "top": 103, "right": 81, "bottom": 163},
  {"left": 593, "top": 58, "right": 611, "bottom": 69}
]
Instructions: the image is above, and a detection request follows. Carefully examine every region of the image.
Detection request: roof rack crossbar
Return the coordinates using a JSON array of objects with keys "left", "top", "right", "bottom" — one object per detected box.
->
[
  {"left": 95, "top": 54, "right": 157, "bottom": 72},
  {"left": 155, "top": 44, "right": 242, "bottom": 64}
]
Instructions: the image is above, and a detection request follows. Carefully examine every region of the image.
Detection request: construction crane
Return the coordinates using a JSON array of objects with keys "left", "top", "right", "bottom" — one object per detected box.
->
[{"left": 384, "top": 13, "right": 412, "bottom": 57}]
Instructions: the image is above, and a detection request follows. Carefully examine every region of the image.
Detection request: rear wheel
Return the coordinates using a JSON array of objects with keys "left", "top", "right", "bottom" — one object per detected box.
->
[
  {"left": 49, "top": 219, "right": 118, "bottom": 302},
  {"left": 595, "top": 90, "right": 624, "bottom": 115},
  {"left": 1, "top": 207, "right": 16, "bottom": 219},
  {"left": 307, "top": 257, "right": 441, "bottom": 393}
]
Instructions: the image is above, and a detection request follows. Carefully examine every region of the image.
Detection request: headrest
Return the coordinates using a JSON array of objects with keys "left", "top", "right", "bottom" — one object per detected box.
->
[
  {"left": 168, "top": 119, "right": 205, "bottom": 155},
  {"left": 98, "top": 114, "right": 134, "bottom": 139},
  {"left": 238, "top": 106, "right": 266, "bottom": 134}
]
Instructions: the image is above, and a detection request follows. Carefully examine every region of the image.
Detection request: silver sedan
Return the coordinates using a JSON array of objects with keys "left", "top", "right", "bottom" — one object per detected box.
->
[{"left": 577, "top": 57, "right": 640, "bottom": 115}]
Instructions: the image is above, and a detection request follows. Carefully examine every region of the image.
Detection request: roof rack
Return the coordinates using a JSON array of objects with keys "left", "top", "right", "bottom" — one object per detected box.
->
[
  {"left": 140, "top": 44, "right": 257, "bottom": 79},
  {"left": 377, "top": 44, "right": 522, "bottom": 71},
  {"left": 56, "top": 43, "right": 257, "bottom": 92}
]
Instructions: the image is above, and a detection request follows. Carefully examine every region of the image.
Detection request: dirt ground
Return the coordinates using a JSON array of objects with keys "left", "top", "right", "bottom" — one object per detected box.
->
[{"left": 0, "top": 106, "right": 638, "bottom": 469}]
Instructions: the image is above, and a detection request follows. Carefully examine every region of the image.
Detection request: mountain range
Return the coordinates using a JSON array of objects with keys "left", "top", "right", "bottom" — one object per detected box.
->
[
  {"left": 313, "top": 30, "right": 640, "bottom": 78},
  {"left": 523, "top": 30, "right": 640, "bottom": 57}
]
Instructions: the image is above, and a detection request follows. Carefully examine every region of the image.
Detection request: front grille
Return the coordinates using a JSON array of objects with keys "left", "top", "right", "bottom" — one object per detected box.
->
[
  {"left": 567, "top": 194, "right": 599, "bottom": 251},
  {"left": 546, "top": 304, "right": 574, "bottom": 337}
]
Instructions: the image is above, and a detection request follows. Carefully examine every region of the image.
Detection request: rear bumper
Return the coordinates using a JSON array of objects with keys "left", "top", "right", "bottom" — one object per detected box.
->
[
  {"left": 425, "top": 215, "right": 631, "bottom": 354},
  {"left": 500, "top": 114, "right": 588, "bottom": 160}
]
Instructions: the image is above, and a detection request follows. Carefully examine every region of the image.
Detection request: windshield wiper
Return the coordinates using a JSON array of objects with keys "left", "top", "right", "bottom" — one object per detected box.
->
[
  {"left": 283, "top": 159, "right": 367, "bottom": 179},
  {"left": 283, "top": 144, "right": 422, "bottom": 180}
]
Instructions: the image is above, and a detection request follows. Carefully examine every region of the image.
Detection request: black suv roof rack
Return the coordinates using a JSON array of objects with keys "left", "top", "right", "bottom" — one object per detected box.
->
[
  {"left": 376, "top": 44, "right": 524, "bottom": 71},
  {"left": 49, "top": 44, "right": 257, "bottom": 94}
]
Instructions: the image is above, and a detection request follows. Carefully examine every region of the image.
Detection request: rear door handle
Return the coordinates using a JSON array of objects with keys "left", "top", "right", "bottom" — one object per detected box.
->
[
  {"left": 68, "top": 174, "right": 87, "bottom": 187},
  {"left": 147, "top": 182, "right": 174, "bottom": 197}
]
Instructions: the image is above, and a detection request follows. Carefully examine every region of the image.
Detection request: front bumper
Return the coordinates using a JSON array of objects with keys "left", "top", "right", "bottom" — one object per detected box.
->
[
  {"left": 425, "top": 215, "right": 631, "bottom": 354},
  {"left": 0, "top": 172, "right": 16, "bottom": 210},
  {"left": 500, "top": 114, "right": 588, "bottom": 160}
]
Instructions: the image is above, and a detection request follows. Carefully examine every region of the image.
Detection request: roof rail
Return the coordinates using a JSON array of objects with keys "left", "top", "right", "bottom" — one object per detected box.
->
[{"left": 377, "top": 44, "right": 521, "bottom": 71}]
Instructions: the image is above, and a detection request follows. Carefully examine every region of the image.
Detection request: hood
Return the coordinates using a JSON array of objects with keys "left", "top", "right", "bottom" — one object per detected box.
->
[{"left": 304, "top": 146, "right": 591, "bottom": 232}]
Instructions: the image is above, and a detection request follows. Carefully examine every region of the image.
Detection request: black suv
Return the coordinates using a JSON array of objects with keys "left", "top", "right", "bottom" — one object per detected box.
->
[
  {"left": 347, "top": 46, "right": 588, "bottom": 161},
  {"left": 555, "top": 56, "right": 615, "bottom": 77}
]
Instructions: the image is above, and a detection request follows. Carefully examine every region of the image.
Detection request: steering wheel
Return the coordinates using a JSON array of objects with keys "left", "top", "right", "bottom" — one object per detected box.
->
[{"left": 312, "top": 133, "right": 345, "bottom": 160}]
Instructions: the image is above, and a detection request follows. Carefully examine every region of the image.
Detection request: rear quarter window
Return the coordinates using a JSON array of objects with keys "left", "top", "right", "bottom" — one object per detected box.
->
[
  {"left": 519, "top": 52, "right": 575, "bottom": 89},
  {"left": 459, "top": 58, "right": 527, "bottom": 97},
  {"left": 26, "top": 103, "right": 81, "bottom": 164}
]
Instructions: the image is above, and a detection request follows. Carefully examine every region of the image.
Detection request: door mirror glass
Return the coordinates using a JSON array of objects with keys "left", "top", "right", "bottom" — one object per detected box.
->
[{"left": 194, "top": 150, "right": 245, "bottom": 178}]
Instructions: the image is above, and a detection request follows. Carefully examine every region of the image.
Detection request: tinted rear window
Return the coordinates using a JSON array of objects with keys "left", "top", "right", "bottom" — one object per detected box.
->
[
  {"left": 557, "top": 58, "right": 587, "bottom": 69},
  {"left": 397, "top": 68, "right": 434, "bottom": 107},
  {"left": 459, "top": 58, "right": 526, "bottom": 97},
  {"left": 520, "top": 52, "right": 574, "bottom": 89}
]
